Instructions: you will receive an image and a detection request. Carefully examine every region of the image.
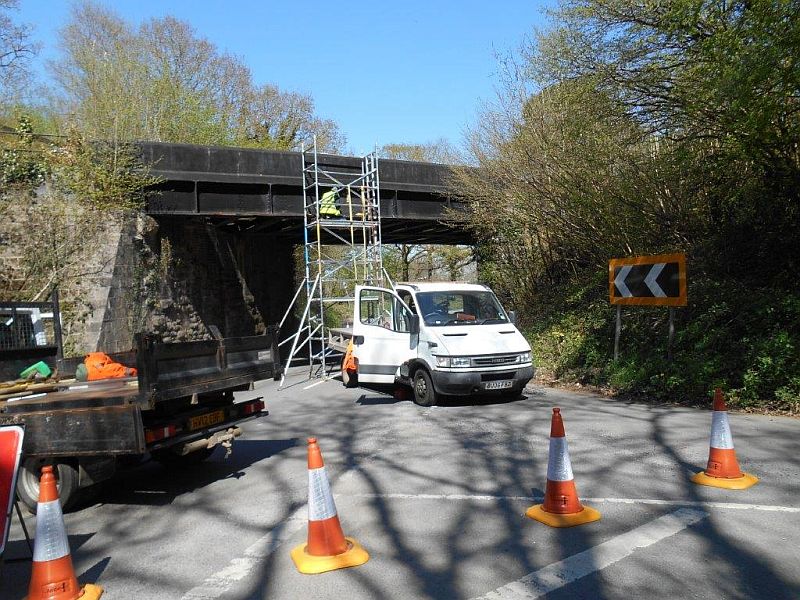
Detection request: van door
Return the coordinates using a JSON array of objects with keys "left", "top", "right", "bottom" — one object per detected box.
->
[{"left": 352, "top": 286, "right": 416, "bottom": 383}]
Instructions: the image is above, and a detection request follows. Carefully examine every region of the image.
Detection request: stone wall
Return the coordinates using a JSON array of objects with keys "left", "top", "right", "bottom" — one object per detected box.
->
[{"left": 87, "top": 215, "right": 295, "bottom": 354}]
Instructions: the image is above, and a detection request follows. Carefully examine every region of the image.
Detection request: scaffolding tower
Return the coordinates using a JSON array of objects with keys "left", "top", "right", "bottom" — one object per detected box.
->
[{"left": 279, "top": 137, "right": 386, "bottom": 386}]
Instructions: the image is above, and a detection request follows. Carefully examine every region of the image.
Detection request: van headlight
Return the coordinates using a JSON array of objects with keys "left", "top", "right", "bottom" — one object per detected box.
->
[
  {"left": 433, "top": 356, "right": 471, "bottom": 368},
  {"left": 518, "top": 351, "right": 532, "bottom": 363},
  {"left": 433, "top": 355, "right": 450, "bottom": 368}
]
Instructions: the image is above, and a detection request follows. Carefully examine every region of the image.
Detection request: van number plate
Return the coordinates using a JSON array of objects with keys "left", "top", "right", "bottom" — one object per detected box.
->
[
  {"left": 189, "top": 410, "right": 225, "bottom": 431},
  {"left": 485, "top": 380, "right": 513, "bottom": 390}
]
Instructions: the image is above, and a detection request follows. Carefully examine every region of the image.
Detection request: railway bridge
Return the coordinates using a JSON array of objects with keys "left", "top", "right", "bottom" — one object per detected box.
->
[{"left": 91, "top": 143, "right": 471, "bottom": 354}]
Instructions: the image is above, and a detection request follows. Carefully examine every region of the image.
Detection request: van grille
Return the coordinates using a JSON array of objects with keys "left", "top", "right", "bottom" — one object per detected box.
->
[{"left": 472, "top": 355, "right": 517, "bottom": 367}]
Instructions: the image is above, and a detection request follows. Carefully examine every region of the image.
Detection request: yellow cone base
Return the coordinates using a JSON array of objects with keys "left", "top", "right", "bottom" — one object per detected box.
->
[
  {"left": 79, "top": 583, "right": 104, "bottom": 599},
  {"left": 290, "top": 537, "right": 369, "bottom": 574},
  {"left": 525, "top": 504, "right": 601, "bottom": 528},
  {"left": 691, "top": 471, "right": 759, "bottom": 490}
]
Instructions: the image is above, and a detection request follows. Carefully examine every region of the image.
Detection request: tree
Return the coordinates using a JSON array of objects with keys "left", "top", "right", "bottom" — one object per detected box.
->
[
  {"left": 380, "top": 140, "right": 474, "bottom": 282},
  {"left": 455, "top": 0, "right": 800, "bottom": 310},
  {"left": 535, "top": 1, "right": 800, "bottom": 158},
  {"left": 238, "top": 84, "right": 345, "bottom": 152},
  {"left": 51, "top": 1, "right": 344, "bottom": 151},
  {"left": 380, "top": 140, "right": 458, "bottom": 164},
  {"left": 530, "top": 0, "right": 800, "bottom": 279},
  {"left": 0, "top": 0, "right": 38, "bottom": 101}
]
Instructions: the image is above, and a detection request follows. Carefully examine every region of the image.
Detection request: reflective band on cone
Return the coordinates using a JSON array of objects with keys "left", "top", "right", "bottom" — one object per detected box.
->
[
  {"left": 691, "top": 389, "right": 758, "bottom": 490},
  {"left": 26, "top": 466, "right": 103, "bottom": 600},
  {"left": 306, "top": 466, "right": 348, "bottom": 556},
  {"left": 290, "top": 438, "right": 369, "bottom": 574},
  {"left": 526, "top": 408, "right": 601, "bottom": 528},
  {"left": 32, "top": 501, "right": 72, "bottom": 563},
  {"left": 546, "top": 437, "right": 574, "bottom": 482}
]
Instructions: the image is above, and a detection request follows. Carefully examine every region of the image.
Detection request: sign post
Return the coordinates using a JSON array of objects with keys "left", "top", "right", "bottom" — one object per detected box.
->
[
  {"left": 609, "top": 253, "right": 687, "bottom": 359},
  {"left": 1, "top": 424, "right": 25, "bottom": 560}
]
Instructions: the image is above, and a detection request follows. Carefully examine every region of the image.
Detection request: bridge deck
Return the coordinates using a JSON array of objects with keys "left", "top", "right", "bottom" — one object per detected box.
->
[{"left": 139, "top": 142, "right": 471, "bottom": 244}]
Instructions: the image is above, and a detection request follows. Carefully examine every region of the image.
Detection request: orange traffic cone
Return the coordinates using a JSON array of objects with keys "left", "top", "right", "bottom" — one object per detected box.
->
[
  {"left": 526, "top": 408, "right": 601, "bottom": 528},
  {"left": 691, "top": 388, "right": 758, "bottom": 490},
  {"left": 27, "top": 466, "right": 103, "bottom": 600},
  {"left": 341, "top": 341, "right": 358, "bottom": 388},
  {"left": 290, "top": 438, "right": 369, "bottom": 574}
]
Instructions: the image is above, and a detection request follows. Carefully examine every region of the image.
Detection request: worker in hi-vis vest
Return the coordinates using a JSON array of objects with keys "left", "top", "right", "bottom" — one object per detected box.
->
[{"left": 319, "top": 187, "right": 342, "bottom": 218}]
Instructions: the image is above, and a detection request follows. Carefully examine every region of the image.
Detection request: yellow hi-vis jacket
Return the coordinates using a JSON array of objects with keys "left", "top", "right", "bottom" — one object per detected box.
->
[{"left": 319, "top": 190, "right": 341, "bottom": 217}]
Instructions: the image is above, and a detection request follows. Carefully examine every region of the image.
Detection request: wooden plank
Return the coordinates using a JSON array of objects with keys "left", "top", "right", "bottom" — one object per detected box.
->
[{"left": 0, "top": 381, "right": 138, "bottom": 412}]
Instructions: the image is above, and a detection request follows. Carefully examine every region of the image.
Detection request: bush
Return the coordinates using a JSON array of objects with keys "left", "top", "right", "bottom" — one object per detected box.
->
[{"left": 523, "top": 270, "right": 800, "bottom": 413}]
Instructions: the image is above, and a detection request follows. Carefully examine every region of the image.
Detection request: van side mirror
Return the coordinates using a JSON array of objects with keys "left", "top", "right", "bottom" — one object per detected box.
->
[
  {"left": 508, "top": 310, "right": 517, "bottom": 325},
  {"left": 410, "top": 315, "right": 420, "bottom": 335}
]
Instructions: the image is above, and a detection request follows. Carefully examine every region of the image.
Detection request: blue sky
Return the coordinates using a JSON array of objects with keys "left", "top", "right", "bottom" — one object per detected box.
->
[{"left": 16, "top": 1, "right": 553, "bottom": 154}]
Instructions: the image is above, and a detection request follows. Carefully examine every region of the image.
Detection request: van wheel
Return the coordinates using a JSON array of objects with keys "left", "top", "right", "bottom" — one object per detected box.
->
[
  {"left": 17, "top": 458, "right": 79, "bottom": 514},
  {"left": 412, "top": 370, "right": 437, "bottom": 407}
]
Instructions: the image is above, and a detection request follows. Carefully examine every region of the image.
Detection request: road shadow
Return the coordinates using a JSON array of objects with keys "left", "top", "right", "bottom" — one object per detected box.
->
[
  {"left": 436, "top": 391, "right": 534, "bottom": 407},
  {"left": 93, "top": 438, "right": 299, "bottom": 508},
  {"left": 355, "top": 381, "right": 541, "bottom": 408},
  {"left": 356, "top": 394, "right": 405, "bottom": 406}
]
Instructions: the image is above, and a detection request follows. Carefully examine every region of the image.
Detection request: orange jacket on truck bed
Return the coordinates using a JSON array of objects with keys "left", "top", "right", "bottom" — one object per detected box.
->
[{"left": 84, "top": 352, "right": 137, "bottom": 381}]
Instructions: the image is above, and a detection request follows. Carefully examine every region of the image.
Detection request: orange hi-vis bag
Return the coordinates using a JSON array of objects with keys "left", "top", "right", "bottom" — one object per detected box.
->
[{"left": 84, "top": 352, "right": 137, "bottom": 381}]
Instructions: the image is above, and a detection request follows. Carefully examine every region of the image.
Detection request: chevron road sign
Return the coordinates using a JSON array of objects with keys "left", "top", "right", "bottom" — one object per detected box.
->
[{"left": 609, "top": 253, "right": 687, "bottom": 306}]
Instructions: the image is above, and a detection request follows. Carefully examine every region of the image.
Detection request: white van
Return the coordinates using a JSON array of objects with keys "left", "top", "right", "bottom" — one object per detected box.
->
[{"left": 347, "top": 282, "right": 534, "bottom": 406}]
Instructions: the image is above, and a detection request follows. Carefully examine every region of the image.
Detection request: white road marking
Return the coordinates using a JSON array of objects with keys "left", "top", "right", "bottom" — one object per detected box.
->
[
  {"left": 302, "top": 379, "right": 327, "bottom": 390},
  {"left": 180, "top": 467, "right": 357, "bottom": 600},
  {"left": 177, "top": 488, "right": 797, "bottom": 600},
  {"left": 581, "top": 496, "right": 800, "bottom": 513},
  {"left": 473, "top": 508, "right": 708, "bottom": 599},
  {"left": 342, "top": 493, "right": 800, "bottom": 513},
  {"left": 180, "top": 506, "right": 306, "bottom": 600}
]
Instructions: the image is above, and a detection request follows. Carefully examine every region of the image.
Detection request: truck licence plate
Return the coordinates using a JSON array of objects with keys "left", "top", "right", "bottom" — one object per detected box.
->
[
  {"left": 189, "top": 410, "right": 225, "bottom": 431},
  {"left": 485, "top": 380, "right": 513, "bottom": 390}
]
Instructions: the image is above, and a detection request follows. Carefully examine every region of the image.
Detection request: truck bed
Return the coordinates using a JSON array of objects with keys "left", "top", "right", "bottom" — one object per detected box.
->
[
  {"left": 0, "top": 329, "right": 281, "bottom": 456},
  {"left": 0, "top": 378, "right": 143, "bottom": 456}
]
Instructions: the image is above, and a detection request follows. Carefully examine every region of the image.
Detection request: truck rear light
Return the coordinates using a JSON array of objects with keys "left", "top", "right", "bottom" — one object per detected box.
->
[
  {"left": 242, "top": 399, "right": 265, "bottom": 415},
  {"left": 145, "top": 424, "right": 177, "bottom": 444}
]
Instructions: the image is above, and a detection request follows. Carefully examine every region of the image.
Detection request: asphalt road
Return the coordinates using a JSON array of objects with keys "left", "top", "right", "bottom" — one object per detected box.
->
[{"left": 3, "top": 368, "right": 799, "bottom": 599}]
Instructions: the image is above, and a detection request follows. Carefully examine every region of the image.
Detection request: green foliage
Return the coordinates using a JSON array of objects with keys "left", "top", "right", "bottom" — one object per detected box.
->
[
  {"left": 48, "top": 127, "right": 158, "bottom": 212},
  {"left": 380, "top": 140, "right": 458, "bottom": 164},
  {"left": 0, "top": 115, "right": 46, "bottom": 188},
  {"left": 525, "top": 271, "right": 800, "bottom": 413},
  {"left": 51, "top": 1, "right": 344, "bottom": 151},
  {"left": 455, "top": 0, "right": 799, "bottom": 411}
]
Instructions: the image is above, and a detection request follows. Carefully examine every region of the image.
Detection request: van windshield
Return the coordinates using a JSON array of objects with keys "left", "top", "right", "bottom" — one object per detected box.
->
[{"left": 415, "top": 291, "right": 509, "bottom": 327}]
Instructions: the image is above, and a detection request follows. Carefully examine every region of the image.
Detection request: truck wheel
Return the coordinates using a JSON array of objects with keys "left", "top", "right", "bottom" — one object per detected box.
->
[
  {"left": 17, "top": 458, "right": 79, "bottom": 514},
  {"left": 412, "top": 369, "right": 437, "bottom": 407},
  {"left": 151, "top": 446, "right": 215, "bottom": 468}
]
